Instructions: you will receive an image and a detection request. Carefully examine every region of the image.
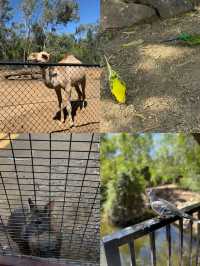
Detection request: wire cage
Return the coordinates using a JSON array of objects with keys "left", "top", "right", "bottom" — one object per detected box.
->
[
  {"left": 0, "top": 133, "right": 100, "bottom": 266},
  {"left": 0, "top": 62, "right": 101, "bottom": 133}
]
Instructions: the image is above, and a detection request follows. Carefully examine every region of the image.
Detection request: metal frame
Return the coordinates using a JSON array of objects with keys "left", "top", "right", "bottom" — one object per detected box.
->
[
  {"left": 0, "top": 62, "right": 100, "bottom": 67},
  {"left": 102, "top": 203, "right": 200, "bottom": 266}
]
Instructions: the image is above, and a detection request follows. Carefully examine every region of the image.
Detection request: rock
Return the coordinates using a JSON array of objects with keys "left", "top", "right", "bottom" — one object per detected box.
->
[
  {"left": 128, "top": 0, "right": 194, "bottom": 18},
  {"left": 101, "top": 0, "right": 158, "bottom": 30}
]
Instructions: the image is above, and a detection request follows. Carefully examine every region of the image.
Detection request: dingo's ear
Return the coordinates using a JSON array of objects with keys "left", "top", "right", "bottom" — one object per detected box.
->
[
  {"left": 41, "top": 52, "right": 50, "bottom": 61},
  {"left": 28, "top": 198, "right": 35, "bottom": 210}
]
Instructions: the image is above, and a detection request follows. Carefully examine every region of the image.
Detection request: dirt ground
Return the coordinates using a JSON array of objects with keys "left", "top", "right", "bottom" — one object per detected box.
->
[
  {"left": 154, "top": 184, "right": 200, "bottom": 209},
  {"left": 0, "top": 67, "right": 101, "bottom": 133},
  {"left": 0, "top": 134, "right": 100, "bottom": 265},
  {"left": 101, "top": 7, "right": 200, "bottom": 132}
]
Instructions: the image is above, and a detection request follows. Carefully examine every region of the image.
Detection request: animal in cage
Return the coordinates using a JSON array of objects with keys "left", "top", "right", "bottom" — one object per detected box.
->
[
  {"left": 27, "top": 51, "right": 86, "bottom": 127},
  {"left": 7, "top": 198, "right": 62, "bottom": 258}
]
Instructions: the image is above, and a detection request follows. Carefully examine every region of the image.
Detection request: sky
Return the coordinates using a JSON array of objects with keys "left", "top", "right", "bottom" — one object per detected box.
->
[
  {"left": 107, "top": 133, "right": 175, "bottom": 158},
  {"left": 9, "top": 0, "right": 100, "bottom": 34}
]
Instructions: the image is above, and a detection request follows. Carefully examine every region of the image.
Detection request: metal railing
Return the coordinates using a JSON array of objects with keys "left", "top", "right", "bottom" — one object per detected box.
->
[
  {"left": 0, "top": 62, "right": 101, "bottom": 133},
  {"left": 0, "top": 133, "right": 100, "bottom": 265},
  {"left": 102, "top": 203, "right": 200, "bottom": 266}
]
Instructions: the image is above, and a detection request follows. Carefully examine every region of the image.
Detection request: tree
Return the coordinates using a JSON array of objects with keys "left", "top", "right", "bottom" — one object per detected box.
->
[
  {"left": 101, "top": 133, "right": 200, "bottom": 226},
  {"left": 0, "top": 0, "right": 12, "bottom": 59},
  {"left": 21, "top": 0, "right": 39, "bottom": 60},
  {"left": 101, "top": 133, "right": 154, "bottom": 225},
  {"left": 0, "top": 0, "right": 100, "bottom": 63},
  {"left": 104, "top": 170, "right": 151, "bottom": 226},
  {"left": 42, "top": 0, "right": 79, "bottom": 48}
]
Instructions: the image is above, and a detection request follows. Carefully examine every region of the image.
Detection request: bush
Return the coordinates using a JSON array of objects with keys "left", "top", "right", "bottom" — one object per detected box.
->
[{"left": 103, "top": 169, "right": 152, "bottom": 226}]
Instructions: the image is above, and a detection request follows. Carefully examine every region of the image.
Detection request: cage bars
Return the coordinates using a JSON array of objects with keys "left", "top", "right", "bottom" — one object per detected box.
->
[{"left": 0, "top": 133, "right": 99, "bottom": 264}]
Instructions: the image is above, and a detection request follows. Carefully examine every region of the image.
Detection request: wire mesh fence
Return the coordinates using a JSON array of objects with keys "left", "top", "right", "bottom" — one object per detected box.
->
[
  {"left": 0, "top": 62, "right": 101, "bottom": 133},
  {"left": 0, "top": 133, "right": 100, "bottom": 266}
]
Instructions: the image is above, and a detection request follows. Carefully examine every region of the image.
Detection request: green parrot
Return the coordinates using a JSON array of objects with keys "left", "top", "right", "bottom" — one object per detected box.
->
[
  {"left": 162, "top": 33, "right": 200, "bottom": 45},
  {"left": 104, "top": 55, "right": 126, "bottom": 104}
]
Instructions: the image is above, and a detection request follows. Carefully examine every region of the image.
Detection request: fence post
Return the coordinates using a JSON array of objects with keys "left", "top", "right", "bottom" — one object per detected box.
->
[
  {"left": 166, "top": 224, "right": 172, "bottom": 266},
  {"left": 103, "top": 240, "right": 121, "bottom": 266},
  {"left": 179, "top": 219, "right": 183, "bottom": 266},
  {"left": 150, "top": 231, "right": 156, "bottom": 266},
  {"left": 129, "top": 239, "right": 136, "bottom": 266},
  {"left": 196, "top": 211, "right": 200, "bottom": 266}
]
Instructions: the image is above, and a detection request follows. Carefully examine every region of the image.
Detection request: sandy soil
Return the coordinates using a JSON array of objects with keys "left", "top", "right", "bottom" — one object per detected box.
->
[
  {"left": 101, "top": 7, "right": 200, "bottom": 132},
  {"left": 0, "top": 133, "right": 100, "bottom": 265},
  {"left": 0, "top": 67, "right": 101, "bottom": 133}
]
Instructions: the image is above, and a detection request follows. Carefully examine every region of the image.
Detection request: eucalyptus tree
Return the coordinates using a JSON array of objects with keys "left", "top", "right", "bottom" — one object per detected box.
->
[{"left": 0, "top": 0, "right": 12, "bottom": 59}]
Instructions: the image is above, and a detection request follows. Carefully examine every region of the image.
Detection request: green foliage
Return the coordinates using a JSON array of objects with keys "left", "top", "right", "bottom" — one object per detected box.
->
[
  {"left": 178, "top": 33, "right": 200, "bottom": 45},
  {"left": 103, "top": 170, "right": 151, "bottom": 226},
  {"left": 101, "top": 133, "right": 153, "bottom": 192},
  {"left": 0, "top": 0, "right": 100, "bottom": 63},
  {"left": 101, "top": 133, "right": 154, "bottom": 225},
  {"left": 0, "top": 0, "right": 12, "bottom": 25},
  {"left": 101, "top": 133, "right": 200, "bottom": 225},
  {"left": 180, "top": 173, "right": 200, "bottom": 192}
]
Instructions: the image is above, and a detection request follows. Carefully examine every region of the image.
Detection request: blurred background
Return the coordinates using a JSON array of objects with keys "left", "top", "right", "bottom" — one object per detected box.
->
[{"left": 101, "top": 133, "right": 200, "bottom": 266}]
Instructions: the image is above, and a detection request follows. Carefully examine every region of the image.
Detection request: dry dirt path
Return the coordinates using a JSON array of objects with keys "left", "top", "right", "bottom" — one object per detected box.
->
[{"left": 101, "top": 7, "right": 200, "bottom": 132}]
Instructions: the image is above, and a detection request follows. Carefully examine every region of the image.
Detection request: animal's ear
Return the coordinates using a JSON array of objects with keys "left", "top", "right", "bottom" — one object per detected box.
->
[
  {"left": 44, "top": 200, "right": 55, "bottom": 214},
  {"left": 28, "top": 198, "right": 35, "bottom": 210},
  {"left": 41, "top": 53, "right": 49, "bottom": 61}
]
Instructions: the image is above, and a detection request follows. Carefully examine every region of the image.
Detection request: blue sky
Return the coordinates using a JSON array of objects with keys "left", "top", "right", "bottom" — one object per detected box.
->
[{"left": 9, "top": 0, "right": 99, "bottom": 34}]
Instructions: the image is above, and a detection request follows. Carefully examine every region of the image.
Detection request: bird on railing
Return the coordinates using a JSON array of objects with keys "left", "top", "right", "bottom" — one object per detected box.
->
[{"left": 147, "top": 189, "right": 200, "bottom": 223}]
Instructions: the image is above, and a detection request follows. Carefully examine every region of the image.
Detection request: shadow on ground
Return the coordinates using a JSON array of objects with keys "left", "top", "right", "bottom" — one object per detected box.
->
[{"left": 101, "top": 8, "right": 200, "bottom": 132}]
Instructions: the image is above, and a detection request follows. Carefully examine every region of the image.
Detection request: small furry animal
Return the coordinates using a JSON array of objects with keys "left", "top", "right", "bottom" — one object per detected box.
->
[{"left": 7, "top": 198, "right": 62, "bottom": 258}]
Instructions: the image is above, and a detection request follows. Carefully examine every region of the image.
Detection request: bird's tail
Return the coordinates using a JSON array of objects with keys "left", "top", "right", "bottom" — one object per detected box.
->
[
  {"left": 160, "top": 37, "right": 179, "bottom": 43},
  {"left": 182, "top": 213, "right": 200, "bottom": 223}
]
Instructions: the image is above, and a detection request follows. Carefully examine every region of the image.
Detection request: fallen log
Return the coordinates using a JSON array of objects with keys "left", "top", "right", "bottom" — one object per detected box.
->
[{"left": 4, "top": 70, "right": 41, "bottom": 80}]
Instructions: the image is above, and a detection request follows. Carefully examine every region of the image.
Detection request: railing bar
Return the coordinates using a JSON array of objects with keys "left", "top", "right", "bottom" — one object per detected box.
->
[
  {"left": 150, "top": 231, "right": 156, "bottom": 266},
  {"left": 29, "top": 134, "right": 37, "bottom": 204},
  {"left": 0, "top": 61, "right": 100, "bottom": 67},
  {"left": 103, "top": 241, "right": 121, "bottom": 266},
  {"left": 103, "top": 203, "right": 200, "bottom": 247},
  {"left": 166, "top": 224, "right": 172, "bottom": 266},
  {"left": 0, "top": 163, "right": 100, "bottom": 169},
  {"left": 0, "top": 138, "right": 100, "bottom": 143},
  {"left": 179, "top": 219, "right": 184, "bottom": 266},
  {"left": 128, "top": 239, "right": 136, "bottom": 266},
  {"left": 189, "top": 220, "right": 193, "bottom": 266},
  {"left": 196, "top": 211, "right": 200, "bottom": 266}
]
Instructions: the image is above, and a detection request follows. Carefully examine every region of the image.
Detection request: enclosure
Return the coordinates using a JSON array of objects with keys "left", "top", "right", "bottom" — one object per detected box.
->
[
  {"left": 102, "top": 203, "right": 200, "bottom": 266},
  {"left": 0, "top": 62, "right": 101, "bottom": 133},
  {"left": 0, "top": 133, "right": 100, "bottom": 266}
]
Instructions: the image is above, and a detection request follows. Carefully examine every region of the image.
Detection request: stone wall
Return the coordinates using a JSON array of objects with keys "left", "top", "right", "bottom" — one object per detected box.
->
[{"left": 101, "top": 0, "right": 197, "bottom": 30}]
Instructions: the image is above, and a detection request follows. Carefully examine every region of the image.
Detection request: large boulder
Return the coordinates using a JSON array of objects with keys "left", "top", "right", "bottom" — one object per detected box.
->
[
  {"left": 101, "top": 0, "right": 157, "bottom": 30},
  {"left": 128, "top": 0, "right": 194, "bottom": 18}
]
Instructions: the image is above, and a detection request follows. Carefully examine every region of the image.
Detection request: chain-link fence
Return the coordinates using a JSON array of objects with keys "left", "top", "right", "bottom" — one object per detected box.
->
[
  {"left": 0, "top": 62, "right": 101, "bottom": 133},
  {"left": 0, "top": 133, "right": 100, "bottom": 266}
]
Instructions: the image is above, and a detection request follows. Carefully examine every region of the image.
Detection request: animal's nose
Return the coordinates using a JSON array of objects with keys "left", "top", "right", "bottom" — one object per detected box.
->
[{"left": 35, "top": 220, "right": 42, "bottom": 225}]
